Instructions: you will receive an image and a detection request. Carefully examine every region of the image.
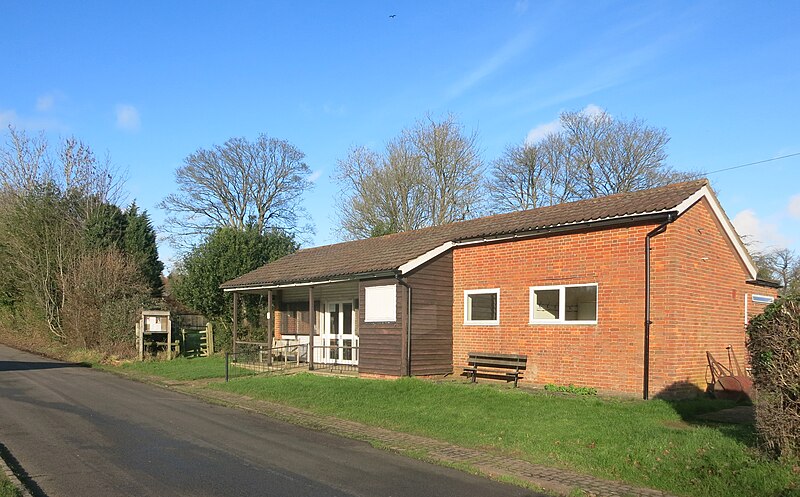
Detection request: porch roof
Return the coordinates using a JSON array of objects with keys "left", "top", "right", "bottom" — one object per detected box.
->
[{"left": 221, "top": 179, "right": 715, "bottom": 290}]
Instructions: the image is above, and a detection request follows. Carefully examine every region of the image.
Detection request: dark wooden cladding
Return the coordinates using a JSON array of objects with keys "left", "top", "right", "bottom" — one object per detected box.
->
[
  {"left": 406, "top": 251, "right": 453, "bottom": 375},
  {"left": 272, "top": 253, "right": 453, "bottom": 378},
  {"left": 357, "top": 278, "right": 406, "bottom": 376}
]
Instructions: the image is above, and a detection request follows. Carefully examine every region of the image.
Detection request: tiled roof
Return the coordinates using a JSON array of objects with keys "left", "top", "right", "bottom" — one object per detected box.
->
[{"left": 221, "top": 179, "right": 708, "bottom": 289}]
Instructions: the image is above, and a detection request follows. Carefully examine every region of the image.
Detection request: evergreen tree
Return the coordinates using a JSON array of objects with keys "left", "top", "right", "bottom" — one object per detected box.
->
[
  {"left": 124, "top": 202, "right": 164, "bottom": 297},
  {"left": 172, "top": 226, "right": 296, "bottom": 347},
  {"left": 84, "top": 203, "right": 127, "bottom": 251}
]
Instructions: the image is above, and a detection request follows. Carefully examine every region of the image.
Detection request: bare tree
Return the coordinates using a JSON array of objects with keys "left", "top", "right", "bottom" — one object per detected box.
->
[
  {"left": 488, "top": 134, "right": 576, "bottom": 212},
  {"left": 60, "top": 137, "right": 123, "bottom": 204},
  {"left": 336, "top": 144, "right": 429, "bottom": 239},
  {"left": 335, "top": 114, "right": 484, "bottom": 239},
  {"left": 160, "top": 134, "right": 313, "bottom": 242},
  {"left": 409, "top": 115, "right": 484, "bottom": 226},
  {"left": 755, "top": 247, "right": 800, "bottom": 296},
  {"left": 1, "top": 126, "right": 123, "bottom": 208},
  {"left": 489, "top": 109, "right": 695, "bottom": 212},
  {"left": 0, "top": 127, "right": 128, "bottom": 339},
  {"left": 0, "top": 126, "right": 52, "bottom": 193}
]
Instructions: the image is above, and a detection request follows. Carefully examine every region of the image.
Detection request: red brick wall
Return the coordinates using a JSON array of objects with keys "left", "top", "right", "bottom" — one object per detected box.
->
[
  {"left": 451, "top": 199, "right": 776, "bottom": 397},
  {"left": 453, "top": 222, "right": 654, "bottom": 395},
  {"left": 650, "top": 198, "right": 776, "bottom": 398},
  {"left": 274, "top": 308, "right": 283, "bottom": 340}
]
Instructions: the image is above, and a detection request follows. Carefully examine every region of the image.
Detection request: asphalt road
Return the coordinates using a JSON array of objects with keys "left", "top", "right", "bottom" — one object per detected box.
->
[{"left": 0, "top": 345, "right": 539, "bottom": 497}]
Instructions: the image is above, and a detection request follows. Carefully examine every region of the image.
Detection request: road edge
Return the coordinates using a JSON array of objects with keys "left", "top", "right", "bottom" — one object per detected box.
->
[{"left": 0, "top": 443, "right": 33, "bottom": 497}]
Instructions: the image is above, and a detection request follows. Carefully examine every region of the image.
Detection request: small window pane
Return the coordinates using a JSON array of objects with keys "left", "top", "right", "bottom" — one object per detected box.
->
[
  {"left": 343, "top": 303, "right": 353, "bottom": 335},
  {"left": 468, "top": 293, "right": 497, "bottom": 321},
  {"left": 533, "top": 289, "right": 559, "bottom": 320},
  {"left": 329, "top": 304, "right": 339, "bottom": 333},
  {"left": 565, "top": 286, "right": 597, "bottom": 321}
]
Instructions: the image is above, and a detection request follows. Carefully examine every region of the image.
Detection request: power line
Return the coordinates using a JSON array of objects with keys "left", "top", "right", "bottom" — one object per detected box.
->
[{"left": 704, "top": 151, "right": 800, "bottom": 175}]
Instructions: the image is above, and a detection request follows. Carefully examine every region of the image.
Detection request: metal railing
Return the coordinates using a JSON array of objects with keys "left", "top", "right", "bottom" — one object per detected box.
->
[
  {"left": 310, "top": 344, "right": 359, "bottom": 374},
  {"left": 225, "top": 341, "right": 360, "bottom": 381},
  {"left": 226, "top": 342, "right": 309, "bottom": 381}
]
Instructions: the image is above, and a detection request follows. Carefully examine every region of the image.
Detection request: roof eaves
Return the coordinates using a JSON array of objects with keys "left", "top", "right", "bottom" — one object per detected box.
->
[
  {"left": 220, "top": 269, "right": 397, "bottom": 291},
  {"left": 452, "top": 210, "right": 676, "bottom": 243},
  {"left": 399, "top": 211, "right": 675, "bottom": 276},
  {"left": 746, "top": 278, "right": 782, "bottom": 289}
]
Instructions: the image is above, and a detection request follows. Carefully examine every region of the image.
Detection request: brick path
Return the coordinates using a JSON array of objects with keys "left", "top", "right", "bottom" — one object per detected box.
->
[{"left": 179, "top": 384, "right": 675, "bottom": 497}]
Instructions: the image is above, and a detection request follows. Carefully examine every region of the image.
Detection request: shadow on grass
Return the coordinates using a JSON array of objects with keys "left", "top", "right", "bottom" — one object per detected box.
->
[{"left": 656, "top": 381, "right": 758, "bottom": 447}]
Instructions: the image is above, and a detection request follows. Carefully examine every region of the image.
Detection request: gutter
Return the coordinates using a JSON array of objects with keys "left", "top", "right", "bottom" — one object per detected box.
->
[
  {"left": 395, "top": 274, "right": 412, "bottom": 377},
  {"left": 643, "top": 213, "right": 676, "bottom": 400},
  {"left": 746, "top": 278, "right": 782, "bottom": 289},
  {"left": 221, "top": 271, "right": 396, "bottom": 292}
]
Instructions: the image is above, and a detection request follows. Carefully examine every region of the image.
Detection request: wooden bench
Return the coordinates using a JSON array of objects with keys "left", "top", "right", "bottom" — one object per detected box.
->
[{"left": 463, "top": 352, "right": 527, "bottom": 387}]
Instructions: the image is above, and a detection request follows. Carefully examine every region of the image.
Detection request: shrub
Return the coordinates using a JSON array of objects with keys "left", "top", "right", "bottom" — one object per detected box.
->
[
  {"left": 60, "top": 249, "right": 151, "bottom": 352},
  {"left": 747, "top": 295, "right": 800, "bottom": 459},
  {"left": 544, "top": 383, "right": 597, "bottom": 395}
]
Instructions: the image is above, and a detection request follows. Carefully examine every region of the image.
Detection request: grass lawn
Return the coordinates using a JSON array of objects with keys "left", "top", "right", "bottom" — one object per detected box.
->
[
  {"left": 212, "top": 374, "right": 799, "bottom": 497},
  {"left": 110, "top": 355, "right": 229, "bottom": 381}
]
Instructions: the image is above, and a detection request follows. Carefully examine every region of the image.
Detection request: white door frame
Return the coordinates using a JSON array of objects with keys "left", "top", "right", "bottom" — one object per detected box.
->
[{"left": 317, "top": 301, "right": 358, "bottom": 365}]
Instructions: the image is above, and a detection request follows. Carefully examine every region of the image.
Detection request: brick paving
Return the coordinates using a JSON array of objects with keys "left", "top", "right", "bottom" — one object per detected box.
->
[{"left": 181, "top": 384, "right": 675, "bottom": 497}]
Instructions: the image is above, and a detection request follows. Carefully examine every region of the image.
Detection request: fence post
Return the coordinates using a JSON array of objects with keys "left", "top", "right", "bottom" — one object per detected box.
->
[
  {"left": 207, "top": 322, "right": 215, "bottom": 356},
  {"left": 225, "top": 352, "right": 230, "bottom": 382}
]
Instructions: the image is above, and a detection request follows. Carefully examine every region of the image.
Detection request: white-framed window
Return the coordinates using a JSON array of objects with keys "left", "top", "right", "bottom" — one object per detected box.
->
[
  {"left": 364, "top": 284, "right": 397, "bottom": 322},
  {"left": 464, "top": 288, "right": 500, "bottom": 325},
  {"left": 751, "top": 294, "right": 775, "bottom": 304},
  {"left": 529, "top": 284, "right": 598, "bottom": 325}
]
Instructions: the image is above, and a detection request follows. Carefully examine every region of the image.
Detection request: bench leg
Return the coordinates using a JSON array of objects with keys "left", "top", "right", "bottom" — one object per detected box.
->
[{"left": 472, "top": 370, "right": 477, "bottom": 383}]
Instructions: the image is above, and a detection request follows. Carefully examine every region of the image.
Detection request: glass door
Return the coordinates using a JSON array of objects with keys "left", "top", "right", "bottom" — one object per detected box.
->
[{"left": 321, "top": 302, "right": 358, "bottom": 365}]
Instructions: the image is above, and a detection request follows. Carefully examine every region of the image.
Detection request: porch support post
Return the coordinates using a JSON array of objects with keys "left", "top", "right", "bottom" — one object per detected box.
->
[
  {"left": 232, "top": 291, "right": 239, "bottom": 355},
  {"left": 308, "top": 286, "right": 315, "bottom": 371},
  {"left": 267, "top": 289, "right": 273, "bottom": 366},
  {"left": 166, "top": 312, "right": 173, "bottom": 360},
  {"left": 136, "top": 312, "right": 144, "bottom": 361}
]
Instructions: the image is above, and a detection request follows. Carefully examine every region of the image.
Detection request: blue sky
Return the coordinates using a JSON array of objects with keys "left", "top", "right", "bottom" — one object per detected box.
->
[{"left": 2, "top": 1, "right": 799, "bottom": 269}]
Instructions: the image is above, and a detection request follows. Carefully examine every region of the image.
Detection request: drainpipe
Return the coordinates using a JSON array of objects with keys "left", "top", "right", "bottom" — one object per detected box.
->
[
  {"left": 644, "top": 214, "right": 675, "bottom": 400},
  {"left": 395, "top": 275, "right": 412, "bottom": 377}
]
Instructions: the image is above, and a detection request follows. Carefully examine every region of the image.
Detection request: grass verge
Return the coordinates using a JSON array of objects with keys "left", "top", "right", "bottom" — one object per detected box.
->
[
  {"left": 0, "top": 474, "right": 21, "bottom": 497},
  {"left": 109, "top": 355, "right": 228, "bottom": 381},
  {"left": 209, "top": 374, "right": 799, "bottom": 497}
]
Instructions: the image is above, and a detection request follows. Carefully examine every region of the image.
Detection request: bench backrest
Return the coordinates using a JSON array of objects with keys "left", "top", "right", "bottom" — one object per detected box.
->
[{"left": 467, "top": 352, "right": 527, "bottom": 371}]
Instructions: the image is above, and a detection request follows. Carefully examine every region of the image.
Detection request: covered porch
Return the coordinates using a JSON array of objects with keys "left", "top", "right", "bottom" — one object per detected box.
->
[{"left": 225, "top": 279, "right": 361, "bottom": 375}]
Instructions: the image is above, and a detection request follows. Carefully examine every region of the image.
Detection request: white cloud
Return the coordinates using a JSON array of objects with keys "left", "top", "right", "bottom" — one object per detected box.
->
[
  {"left": 448, "top": 29, "right": 536, "bottom": 99},
  {"left": 732, "top": 209, "right": 790, "bottom": 251},
  {"left": 582, "top": 103, "right": 604, "bottom": 117},
  {"left": 525, "top": 118, "right": 561, "bottom": 145},
  {"left": 36, "top": 93, "right": 56, "bottom": 112},
  {"left": 514, "top": 1, "right": 529, "bottom": 14},
  {"left": 788, "top": 194, "right": 800, "bottom": 219},
  {"left": 115, "top": 104, "right": 140, "bottom": 131},
  {"left": 0, "top": 107, "right": 66, "bottom": 131},
  {"left": 307, "top": 170, "right": 322, "bottom": 183},
  {"left": 525, "top": 103, "right": 604, "bottom": 144},
  {"left": 322, "top": 103, "right": 346, "bottom": 116},
  {"left": 0, "top": 109, "right": 19, "bottom": 127}
]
